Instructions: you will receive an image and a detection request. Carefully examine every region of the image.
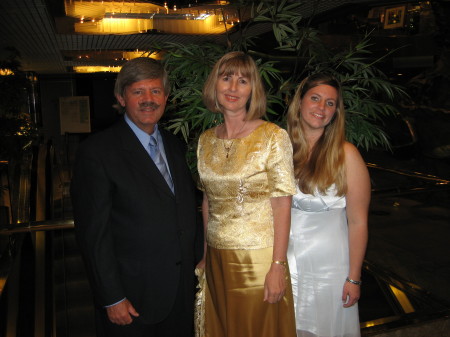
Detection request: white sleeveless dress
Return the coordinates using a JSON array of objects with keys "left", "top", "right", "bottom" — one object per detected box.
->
[{"left": 287, "top": 185, "right": 361, "bottom": 337}]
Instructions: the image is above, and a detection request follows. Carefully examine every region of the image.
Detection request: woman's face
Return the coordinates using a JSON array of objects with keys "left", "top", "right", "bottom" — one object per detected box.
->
[
  {"left": 299, "top": 84, "right": 338, "bottom": 133},
  {"left": 215, "top": 71, "right": 252, "bottom": 116}
]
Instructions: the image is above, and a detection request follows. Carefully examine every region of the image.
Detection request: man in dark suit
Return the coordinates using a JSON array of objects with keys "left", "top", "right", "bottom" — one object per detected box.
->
[{"left": 70, "top": 57, "right": 198, "bottom": 337}]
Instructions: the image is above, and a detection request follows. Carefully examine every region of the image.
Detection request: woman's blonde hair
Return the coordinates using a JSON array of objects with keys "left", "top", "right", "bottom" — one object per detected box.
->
[
  {"left": 202, "top": 51, "right": 266, "bottom": 120},
  {"left": 287, "top": 73, "right": 347, "bottom": 195}
]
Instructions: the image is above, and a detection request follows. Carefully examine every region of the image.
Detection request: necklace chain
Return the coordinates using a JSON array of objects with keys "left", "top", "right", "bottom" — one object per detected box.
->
[{"left": 222, "top": 121, "right": 247, "bottom": 159}]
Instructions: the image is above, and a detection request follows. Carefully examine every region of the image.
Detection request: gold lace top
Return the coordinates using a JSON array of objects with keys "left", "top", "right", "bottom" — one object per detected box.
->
[{"left": 197, "top": 121, "right": 296, "bottom": 250}]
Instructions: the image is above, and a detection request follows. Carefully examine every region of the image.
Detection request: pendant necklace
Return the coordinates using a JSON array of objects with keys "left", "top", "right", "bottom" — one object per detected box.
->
[
  {"left": 223, "top": 139, "right": 234, "bottom": 159},
  {"left": 222, "top": 121, "right": 247, "bottom": 159}
]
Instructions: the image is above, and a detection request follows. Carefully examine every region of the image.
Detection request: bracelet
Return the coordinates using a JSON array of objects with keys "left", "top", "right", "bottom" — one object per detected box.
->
[
  {"left": 272, "top": 260, "right": 287, "bottom": 267},
  {"left": 346, "top": 277, "right": 362, "bottom": 285}
]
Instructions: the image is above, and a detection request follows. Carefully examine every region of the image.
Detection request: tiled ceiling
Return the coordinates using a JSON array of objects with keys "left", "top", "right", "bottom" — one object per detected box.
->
[{"left": 0, "top": 0, "right": 398, "bottom": 74}]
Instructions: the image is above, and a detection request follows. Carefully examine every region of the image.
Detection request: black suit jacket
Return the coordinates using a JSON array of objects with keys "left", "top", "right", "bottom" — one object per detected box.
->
[{"left": 70, "top": 118, "right": 198, "bottom": 324}]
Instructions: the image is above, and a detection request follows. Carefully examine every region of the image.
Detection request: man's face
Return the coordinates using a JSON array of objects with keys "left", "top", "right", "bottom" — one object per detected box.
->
[{"left": 116, "top": 78, "right": 168, "bottom": 134}]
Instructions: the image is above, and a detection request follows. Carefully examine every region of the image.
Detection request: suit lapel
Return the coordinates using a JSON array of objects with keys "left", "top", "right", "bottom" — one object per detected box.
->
[{"left": 116, "top": 120, "right": 175, "bottom": 198}]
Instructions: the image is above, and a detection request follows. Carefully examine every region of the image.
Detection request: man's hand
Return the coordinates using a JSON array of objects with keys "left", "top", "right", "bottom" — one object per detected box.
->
[{"left": 106, "top": 299, "right": 140, "bottom": 325}]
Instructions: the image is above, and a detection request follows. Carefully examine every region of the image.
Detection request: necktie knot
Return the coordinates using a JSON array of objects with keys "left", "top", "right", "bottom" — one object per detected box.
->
[{"left": 149, "top": 135, "right": 157, "bottom": 147}]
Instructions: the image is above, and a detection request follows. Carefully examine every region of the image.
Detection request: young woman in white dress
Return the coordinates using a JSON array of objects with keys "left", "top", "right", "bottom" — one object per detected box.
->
[{"left": 286, "top": 73, "right": 371, "bottom": 337}]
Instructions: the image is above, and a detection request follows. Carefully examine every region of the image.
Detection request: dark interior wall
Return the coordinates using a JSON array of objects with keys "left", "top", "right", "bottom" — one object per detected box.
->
[
  {"left": 38, "top": 73, "right": 120, "bottom": 164},
  {"left": 39, "top": 77, "right": 74, "bottom": 154},
  {"left": 75, "top": 75, "right": 120, "bottom": 132}
]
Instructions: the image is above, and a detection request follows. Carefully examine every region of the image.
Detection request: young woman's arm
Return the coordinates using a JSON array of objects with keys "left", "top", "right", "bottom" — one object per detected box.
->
[{"left": 342, "top": 142, "right": 371, "bottom": 307}]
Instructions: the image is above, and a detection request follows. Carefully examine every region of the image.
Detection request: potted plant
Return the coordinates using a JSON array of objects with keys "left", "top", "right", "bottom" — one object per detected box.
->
[{"left": 148, "top": 1, "right": 407, "bottom": 170}]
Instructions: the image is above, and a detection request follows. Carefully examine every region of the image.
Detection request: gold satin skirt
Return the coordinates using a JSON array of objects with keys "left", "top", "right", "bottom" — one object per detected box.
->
[{"left": 204, "top": 246, "right": 296, "bottom": 337}]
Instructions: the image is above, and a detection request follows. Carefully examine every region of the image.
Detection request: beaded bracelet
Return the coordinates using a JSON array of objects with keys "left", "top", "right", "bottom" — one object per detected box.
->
[{"left": 346, "top": 277, "right": 362, "bottom": 285}]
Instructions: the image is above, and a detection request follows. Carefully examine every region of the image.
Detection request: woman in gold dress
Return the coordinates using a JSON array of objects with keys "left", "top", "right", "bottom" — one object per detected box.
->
[{"left": 196, "top": 51, "right": 297, "bottom": 337}]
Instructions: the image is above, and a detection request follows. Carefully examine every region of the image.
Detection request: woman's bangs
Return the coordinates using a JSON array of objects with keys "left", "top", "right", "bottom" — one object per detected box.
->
[{"left": 218, "top": 58, "right": 252, "bottom": 78}]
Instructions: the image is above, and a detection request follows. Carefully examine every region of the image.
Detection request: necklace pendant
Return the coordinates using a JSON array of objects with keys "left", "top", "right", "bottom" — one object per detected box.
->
[{"left": 223, "top": 139, "right": 233, "bottom": 159}]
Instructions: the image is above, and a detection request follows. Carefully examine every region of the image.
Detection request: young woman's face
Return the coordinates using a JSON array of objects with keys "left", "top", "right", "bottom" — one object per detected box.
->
[
  {"left": 216, "top": 72, "right": 252, "bottom": 116},
  {"left": 299, "top": 84, "right": 338, "bottom": 133}
]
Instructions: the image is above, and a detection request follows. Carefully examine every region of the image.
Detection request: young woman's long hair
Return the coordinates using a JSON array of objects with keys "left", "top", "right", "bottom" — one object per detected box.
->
[
  {"left": 202, "top": 51, "right": 266, "bottom": 120},
  {"left": 287, "top": 73, "right": 347, "bottom": 195}
]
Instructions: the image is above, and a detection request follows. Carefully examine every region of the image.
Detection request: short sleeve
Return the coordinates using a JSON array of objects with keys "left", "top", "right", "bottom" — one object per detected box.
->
[
  {"left": 266, "top": 127, "right": 296, "bottom": 197},
  {"left": 196, "top": 133, "right": 206, "bottom": 192},
  {"left": 197, "top": 180, "right": 205, "bottom": 192}
]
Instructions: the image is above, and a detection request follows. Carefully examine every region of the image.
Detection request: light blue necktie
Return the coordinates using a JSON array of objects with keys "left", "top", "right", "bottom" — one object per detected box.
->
[{"left": 148, "top": 135, "right": 174, "bottom": 193}]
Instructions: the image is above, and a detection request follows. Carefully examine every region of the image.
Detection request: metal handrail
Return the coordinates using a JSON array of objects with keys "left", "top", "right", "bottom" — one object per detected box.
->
[
  {"left": 0, "top": 219, "right": 74, "bottom": 235},
  {"left": 367, "top": 163, "right": 450, "bottom": 184}
]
